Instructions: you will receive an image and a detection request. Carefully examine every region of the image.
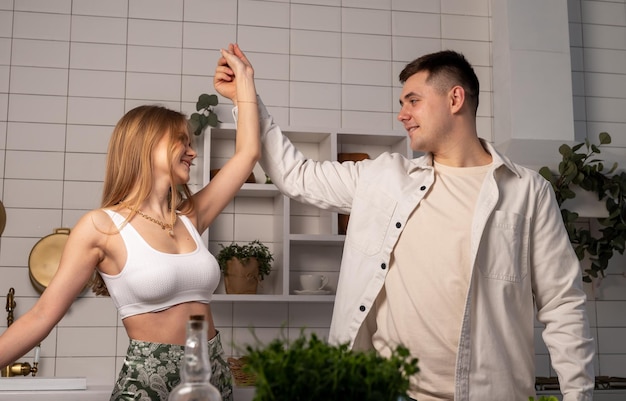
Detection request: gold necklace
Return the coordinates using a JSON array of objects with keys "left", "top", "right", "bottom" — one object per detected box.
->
[{"left": 128, "top": 207, "right": 176, "bottom": 237}]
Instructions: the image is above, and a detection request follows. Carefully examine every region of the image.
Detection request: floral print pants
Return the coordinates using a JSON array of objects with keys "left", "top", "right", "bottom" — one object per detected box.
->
[{"left": 110, "top": 331, "right": 233, "bottom": 401}]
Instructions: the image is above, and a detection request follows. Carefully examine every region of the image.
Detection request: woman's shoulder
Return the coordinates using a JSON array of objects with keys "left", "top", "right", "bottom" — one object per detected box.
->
[{"left": 73, "top": 208, "right": 124, "bottom": 234}]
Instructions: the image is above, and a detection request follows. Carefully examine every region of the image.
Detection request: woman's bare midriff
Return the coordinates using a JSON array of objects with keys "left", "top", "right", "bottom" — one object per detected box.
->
[{"left": 122, "top": 302, "right": 217, "bottom": 345}]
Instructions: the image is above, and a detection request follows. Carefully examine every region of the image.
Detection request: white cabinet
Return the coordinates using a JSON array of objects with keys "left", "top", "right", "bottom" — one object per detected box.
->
[{"left": 196, "top": 123, "right": 410, "bottom": 302}]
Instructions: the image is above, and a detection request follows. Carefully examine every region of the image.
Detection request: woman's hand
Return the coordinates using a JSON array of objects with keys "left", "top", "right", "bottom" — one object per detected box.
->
[
  {"left": 214, "top": 43, "right": 255, "bottom": 104},
  {"left": 195, "top": 44, "right": 260, "bottom": 233}
]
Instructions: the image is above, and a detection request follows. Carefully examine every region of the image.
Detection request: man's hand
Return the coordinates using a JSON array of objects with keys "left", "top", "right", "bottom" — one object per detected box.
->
[{"left": 214, "top": 43, "right": 254, "bottom": 104}]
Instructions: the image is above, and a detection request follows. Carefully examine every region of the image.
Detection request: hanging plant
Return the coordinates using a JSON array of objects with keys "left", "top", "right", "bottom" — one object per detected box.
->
[
  {"left": 539, "top": 132, "right": 626, "bottom": 282},
  {"left": 188, "top": 93, "right": 220, "bottom": 136}
]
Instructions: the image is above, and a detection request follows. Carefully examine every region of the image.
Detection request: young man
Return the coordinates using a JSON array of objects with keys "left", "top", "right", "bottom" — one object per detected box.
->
[{"left": 216, "top": 45, "right": 595, "bottom": 401}]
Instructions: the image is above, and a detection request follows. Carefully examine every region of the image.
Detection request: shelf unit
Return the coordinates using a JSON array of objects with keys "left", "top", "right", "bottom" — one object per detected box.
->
[{"left": 194, "top": 123, "right": 411, "bottom": 302}]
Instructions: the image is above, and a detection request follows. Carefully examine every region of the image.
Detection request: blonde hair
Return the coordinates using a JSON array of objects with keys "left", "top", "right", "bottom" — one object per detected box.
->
[{"left": 90, "top": 105, "right": 195, "bottom": 295}]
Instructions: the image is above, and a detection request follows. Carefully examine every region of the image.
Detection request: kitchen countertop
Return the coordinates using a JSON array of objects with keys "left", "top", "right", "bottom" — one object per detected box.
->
[
  {"left": 0, "top": 384, "right": 255, "bottom": 401},
  {"left": 0, "top": 384, "right": 111, "bottom": 400},
  {"left": 6, "top": 386, "right": 622, "bottom": 401},
  {"left": 234, "top": 386, "right": 255, "bottom": 401},
  {"left": 537, "top": 389, "right": 626, "bottom": 401}
]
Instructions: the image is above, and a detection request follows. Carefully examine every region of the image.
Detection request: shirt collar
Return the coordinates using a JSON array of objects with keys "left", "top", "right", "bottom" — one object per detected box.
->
[{"left": 408, "top": 139, "right": 522, "bottom": 178}]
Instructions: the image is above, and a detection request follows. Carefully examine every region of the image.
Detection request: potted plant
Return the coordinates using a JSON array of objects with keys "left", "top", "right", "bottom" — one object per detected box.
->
[
  {"left": 241, "top": 331, "right": 419, "bottom": 401},
  {"left": 217, "top": 240, "right": 274, "bottom": 294},
  {"left": 188, "top": 93, "right": 220, "bottom": 136},
  {"left": 539, "top": 132, "right": 626, "bottom": 282}
]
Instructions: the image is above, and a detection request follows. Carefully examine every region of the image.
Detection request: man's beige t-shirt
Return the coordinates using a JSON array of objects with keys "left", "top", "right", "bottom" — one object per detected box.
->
[{"left": 372, "top": 161, "right": 491, "bottom": 401}]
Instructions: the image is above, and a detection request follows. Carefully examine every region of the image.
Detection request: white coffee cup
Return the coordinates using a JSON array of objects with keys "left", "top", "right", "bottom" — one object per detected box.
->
[{"left": 299, "top": 274, "right": 328, "bottom": 291}]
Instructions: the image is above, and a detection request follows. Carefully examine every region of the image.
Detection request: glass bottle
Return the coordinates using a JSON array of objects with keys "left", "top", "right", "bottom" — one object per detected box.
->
[{"left": 168, "top": 315, "right": 222, "bottom": 401}]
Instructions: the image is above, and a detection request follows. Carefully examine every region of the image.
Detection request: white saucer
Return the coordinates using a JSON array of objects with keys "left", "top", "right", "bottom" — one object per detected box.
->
[{"left": 294, "top": 289, "right": 333, "bottom": 295}]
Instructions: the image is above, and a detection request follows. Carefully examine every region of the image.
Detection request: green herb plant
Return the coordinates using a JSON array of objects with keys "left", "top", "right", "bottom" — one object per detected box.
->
[
  {"left": 242, "top": 331, "right": 419, "bottom": 401},
  {"left": 188, "top": 93, "right": 220, "bottom": 136},
  {"left": 539, "top": 132, "right": 626, "bottom": 282},
  {"left": 528, "top": 396, "right": 559, "bottom": 401},
  {"left": 217, "top": 240, "right": 274, "bottom": 281}
]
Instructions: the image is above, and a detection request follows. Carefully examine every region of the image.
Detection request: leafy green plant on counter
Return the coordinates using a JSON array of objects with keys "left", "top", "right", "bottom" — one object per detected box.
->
[
  {"left": 242, "top": 331, "right": 419, "bottom": 401},
  {"left": 529, "top": 396, "right": 559, "bottom": 401},
  {"left": 539, "top": 132, "right": 626, "bottom": 282},
  {"left": 188, "top": 93, "right": 220, "bottom": 136}
]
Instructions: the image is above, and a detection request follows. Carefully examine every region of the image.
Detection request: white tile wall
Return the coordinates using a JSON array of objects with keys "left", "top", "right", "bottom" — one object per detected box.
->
[
  {"left": 341, "top": 59, "right": 391, "bottom": 86},
  {"left": 184, "top": 0, "right": 237, "bottom": 24},
  {"left": 342, "top": 33, "right": 391, "bottom": 60},
  {"left": 8, "top": 94, "right": 67, "bottom": 123},
  {"left": 0, "top": 10, "right": 12, "bottom": 36},
  {"left": 239, "top": 0, "right": 290, "bottom": 28},
  {"left": 11, "top": 67, "right": 68, "bottom": 96},
  {"left": 5, "top": 150, "right": 64, "bottom": 179},
  {"left": 292, "top": 55, "right": 340, "bottom": 83},
  {"left": 291, "top": 4, "right": 340, "bottom": 31},
  {"left": 238, "top": 26, "right": 290, "bottom": 54},
  {"left": 290, "top": 81, "right": 341, "bottom": 110},
  {"left": 392, "top": 0, "right": 439, "bottom": 13},
  {"left": 13, "top": 12, "right": 70, "bottom": 41},
  {"left": 343, "top": 8, "right": 391, "bottom": 35},
  {"left": 0, "top": 0, "right": 624, "bottom": 391},
  {"left": 128, "top": 19, "right": 182, "bottom": 47},
  {"left": 572, "top": 0, "right": 626, "bottom": 146},
  {"left": 342, "top": 85, "right": 393, "bottom": 112},
  {"left": 6, "top": 122, "right": 66, "bottom": 151},
  {"left": 441, "top": 0, "right": 490, "bottom": 16},
  {"left": 125, "top": 72, "right": 182, "bottom": 101},
  {"left": 129, "top": 0, "right": 182, "bottom": 21},
  {"left": 66, "top": 97, "right": 124, "bottom": 126},
  {"left": 0, "top": 65, "right": 8, "bottom": 92},
  {"left": 392, "top": 11, "right": 440, "bottom": 38},
  {"left": 12, "top": 39, "right": 70, "bottom": 68},
  {"left": 14, "top": 0, "right": 71, "bottom": 14},
  {"left": 71, "top": 0, "right": 127, "bottom": 18},
  {"left": 127, "top": 46, "right": 182, "bottom": 74},
  {"left": 292, "top": 0, "right": 339, "bottom": 6},
  {"left": 69, "top": 43, "right": 127, "bottom": 71},
  {"left": 69, "top": 70, "right": 125, "bottom": 98},
  {"left": 183, "top": 22, "right": 237, "bottom": 50},
  {"left": 4, "top": 179, "right": 63, "bottom": 209}
]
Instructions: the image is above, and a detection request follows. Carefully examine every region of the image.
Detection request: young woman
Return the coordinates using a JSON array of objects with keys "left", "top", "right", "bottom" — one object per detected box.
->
[{"left": 0, "top": 44, "right": 259, "bottom": 401}]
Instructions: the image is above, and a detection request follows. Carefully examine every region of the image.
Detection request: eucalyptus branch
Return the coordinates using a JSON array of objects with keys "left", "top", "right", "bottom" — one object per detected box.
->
[
  {"left": 188, "top": 93, "right": 220, "bottom": 136},
  {"left": 539, "top": 132, "right": 626, "bottom": 282}
]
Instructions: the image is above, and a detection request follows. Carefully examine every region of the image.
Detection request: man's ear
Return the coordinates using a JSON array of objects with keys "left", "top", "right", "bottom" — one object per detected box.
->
[{"left": 449, "top": 86, "right": 465, "bottom": 114}]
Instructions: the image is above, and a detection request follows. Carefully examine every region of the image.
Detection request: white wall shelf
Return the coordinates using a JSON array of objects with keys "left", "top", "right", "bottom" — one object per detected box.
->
[
  {"left": 238, "top": 183, "right": 279, "bottom": 197},
  {"left": 202, "top": 123, "right": 410, "bottom": 302},
  {"left": 212, "top": 294, "right": 336, "bottom": 303},
  {"left": 289, "top": 234, "right": 346, "bottom": 245}
]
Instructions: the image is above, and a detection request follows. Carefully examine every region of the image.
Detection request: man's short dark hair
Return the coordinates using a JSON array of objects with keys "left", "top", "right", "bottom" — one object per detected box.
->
[{"left": 399, "top": 50, "right": 480, "bottom": 115}]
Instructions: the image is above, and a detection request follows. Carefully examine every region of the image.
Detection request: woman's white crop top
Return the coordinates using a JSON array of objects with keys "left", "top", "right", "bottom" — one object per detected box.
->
[{"left": 99, "top": 210, "right": 220, "bottom": 319}]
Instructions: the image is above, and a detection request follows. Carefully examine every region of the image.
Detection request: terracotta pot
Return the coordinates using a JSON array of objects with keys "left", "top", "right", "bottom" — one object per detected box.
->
[
  {"left": 224, "top": 257, "right": 260, "bottom": 294},
  {"left": 337, "top": 153, "right": 370, "bottom": 234}
]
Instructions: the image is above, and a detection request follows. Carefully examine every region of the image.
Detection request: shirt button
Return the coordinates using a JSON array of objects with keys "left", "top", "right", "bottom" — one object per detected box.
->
[
  {"left": 359, "top": 305, "right": 366, "bottom": 312},
  {"left": 381, "top": 263, "right": 387, "bottom": 270},
  {"left": 420, "top": 185, "right": 427, "bottom": 191},
  {"left": 395, "top": 222, "right": 401, "bottom": 228}
]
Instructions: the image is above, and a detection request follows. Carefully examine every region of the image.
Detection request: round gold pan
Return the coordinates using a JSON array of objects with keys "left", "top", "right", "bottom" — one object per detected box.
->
[
  {"left": 28, "top": 228, "right": 70, "bottom": 293},
  {"left": 0, "top": 200, "right": 6, "bottom": 236}
]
